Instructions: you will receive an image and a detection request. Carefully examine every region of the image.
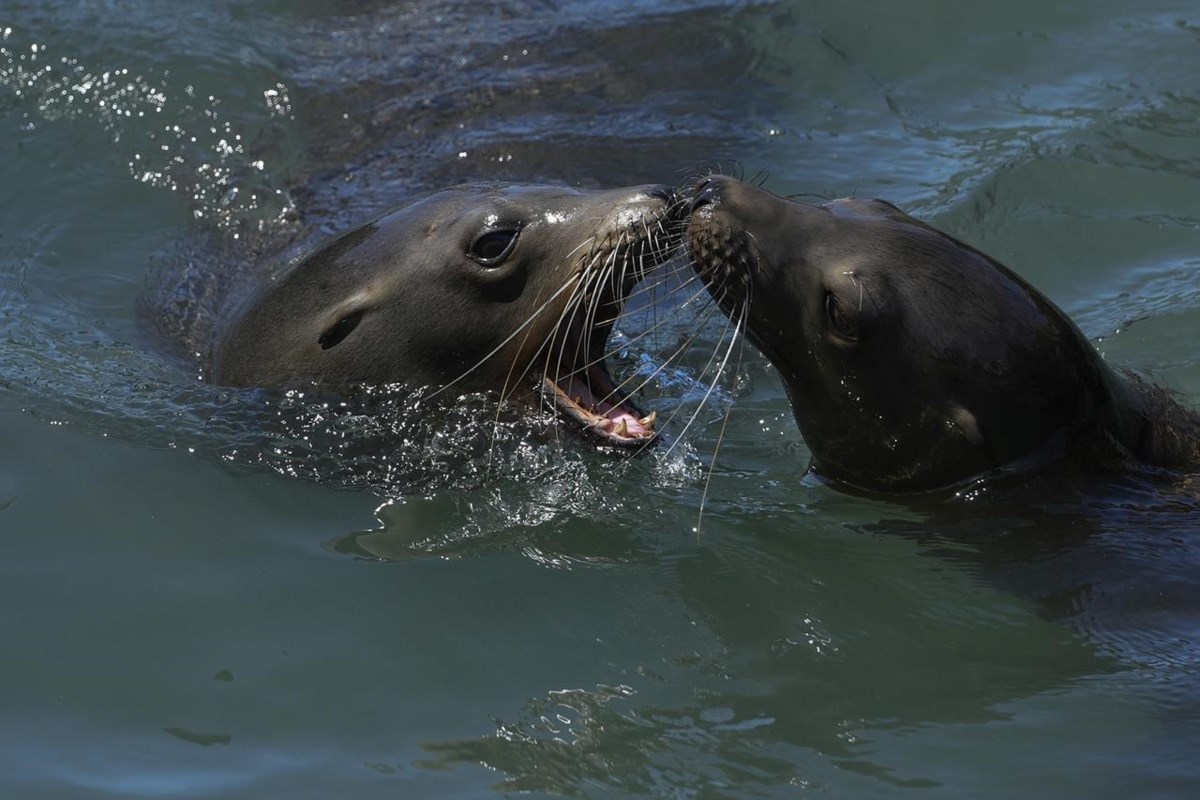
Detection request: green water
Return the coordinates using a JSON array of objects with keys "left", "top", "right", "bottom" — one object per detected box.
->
[{"left": 3, "top": 1, "right": 1200, "bottom": 797}]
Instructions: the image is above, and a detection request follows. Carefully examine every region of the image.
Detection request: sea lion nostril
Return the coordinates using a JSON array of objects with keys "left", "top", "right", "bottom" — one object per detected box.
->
[
  {"left": 691, "top": 180, "right": 721, "bottom": 212},
  {"left": 647, "top": 185, "right": 678, "bottom": 204}
]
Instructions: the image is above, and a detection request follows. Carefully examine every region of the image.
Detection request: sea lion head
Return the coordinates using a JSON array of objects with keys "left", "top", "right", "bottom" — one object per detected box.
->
[
  {"left": 687, "top": 175, "right": 1119, "bottom": 492},
  {"left": 214, "top": 183, "right": 683, "bottom": 446}
]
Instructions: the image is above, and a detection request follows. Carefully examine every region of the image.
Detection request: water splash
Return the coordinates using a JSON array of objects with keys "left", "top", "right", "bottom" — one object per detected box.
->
[{"left": 0, "top": 28, "right": 297, "bottom": 233}]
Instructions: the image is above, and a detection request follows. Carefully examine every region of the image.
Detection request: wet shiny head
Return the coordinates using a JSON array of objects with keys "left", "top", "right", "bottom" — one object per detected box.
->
[
  {"left": 213, "top": 183, "right": 684, "bottom": 447},
  {"left": 686, "top": 175, "right": 1123, "bottom": 492}
]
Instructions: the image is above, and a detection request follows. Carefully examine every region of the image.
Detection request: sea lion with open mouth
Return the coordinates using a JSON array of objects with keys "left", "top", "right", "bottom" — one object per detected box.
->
[
  {"left": 213, "top": 183, "right": 683, "bottom": 447},
  {"left": 686, "top": 175, "right": 1200, "bottom": 493}
]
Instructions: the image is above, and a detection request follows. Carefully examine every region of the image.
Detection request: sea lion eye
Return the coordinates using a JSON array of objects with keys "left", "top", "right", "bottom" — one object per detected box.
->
[
  {"left": 825, "top": 293, "right": 859, "bottom": 341},
  {"left": 318, "top": 309, "right": 364, "bottom": 350},
  {"left": 468, "top": 228, "right": 521, "bottom": 265}
]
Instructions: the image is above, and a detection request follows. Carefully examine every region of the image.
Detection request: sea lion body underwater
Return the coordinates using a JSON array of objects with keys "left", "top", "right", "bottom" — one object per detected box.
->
[
  {"left": 213, "top": 183, "right": 683, "bottom": 446},
  {"left": 686, "top": 175, "right": 1200, "bottom": 493}
]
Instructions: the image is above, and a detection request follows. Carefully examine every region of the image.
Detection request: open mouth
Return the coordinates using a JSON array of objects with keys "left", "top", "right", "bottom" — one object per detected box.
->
[
  {"left": 542, "top": 280, "right": 660, "bottom": 447},
  {"left": 544, "top": 357, "right": 657, "bottom": 448},
  {"left": 540, "top": 192, "right": 681, "bottom": 447}
]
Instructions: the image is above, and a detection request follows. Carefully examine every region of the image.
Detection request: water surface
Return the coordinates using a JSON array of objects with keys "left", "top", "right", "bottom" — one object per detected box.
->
[{"left": 3, "top": 1, "right": 1200, "bottom": 797}]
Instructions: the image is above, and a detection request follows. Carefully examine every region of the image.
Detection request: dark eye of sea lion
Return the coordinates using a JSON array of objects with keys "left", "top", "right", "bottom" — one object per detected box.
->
[
  {"left": 318, "top": 309, "right": 365, "bottom": 350},
  {"left": 468, "top": 227, "right": 521, "bottom": 266},
  {"left": 825, "top": 292, "right": 859, "bottom": 341}
]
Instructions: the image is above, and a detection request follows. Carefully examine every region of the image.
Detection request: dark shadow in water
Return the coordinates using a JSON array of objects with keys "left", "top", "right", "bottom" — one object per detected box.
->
[{"left": 417, "top": 463, "right": 1200, "bottom": 797}]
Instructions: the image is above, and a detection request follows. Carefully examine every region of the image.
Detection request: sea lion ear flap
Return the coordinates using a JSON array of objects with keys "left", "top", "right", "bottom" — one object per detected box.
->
[{"left": 947, "top": 403, "right": 987, "bottom": 448}]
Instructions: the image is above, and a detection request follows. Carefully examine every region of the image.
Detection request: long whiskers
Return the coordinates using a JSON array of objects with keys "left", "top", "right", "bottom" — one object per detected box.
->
[
  {"left": 426, "top": 272, "right": 584, "bottom": 402},
  {"left": 588, "top": 273, "right": 722, "bottom": 416},
  {"left": 656, "top": 280, "right": 745, "bottom": 463}
]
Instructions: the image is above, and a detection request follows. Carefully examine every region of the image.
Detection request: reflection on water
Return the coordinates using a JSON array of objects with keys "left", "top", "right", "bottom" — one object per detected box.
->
[{"left": 0, "top": 26, "right": 297, "bottom": 231}]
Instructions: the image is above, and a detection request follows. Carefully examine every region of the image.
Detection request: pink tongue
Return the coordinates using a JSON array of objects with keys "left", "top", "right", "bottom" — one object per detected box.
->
[{"left": 560, "top": 373, "right": 651, "bottom": 437}]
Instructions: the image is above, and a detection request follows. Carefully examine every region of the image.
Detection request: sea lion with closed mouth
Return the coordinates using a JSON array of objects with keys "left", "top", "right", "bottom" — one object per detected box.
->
[
  {"left": 213, "top": 183, "right": 683, "bottom": 447},
  {"left": 686, "top": 175, "right": 1200, "bottom": 493}
]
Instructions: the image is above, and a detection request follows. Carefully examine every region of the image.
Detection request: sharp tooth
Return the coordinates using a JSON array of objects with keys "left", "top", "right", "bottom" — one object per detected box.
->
[
  {"left": 614, "top": 419, "right": 629, "bottom": 438},
  {"left": 573, "top": 395, "right": 583, "bottom": 406},
  {"left": 593, "top": 418, "right": 613, "bottom": 431},
  {"left": 638, "top": 410, "right": 657, "bottom": 429}
]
